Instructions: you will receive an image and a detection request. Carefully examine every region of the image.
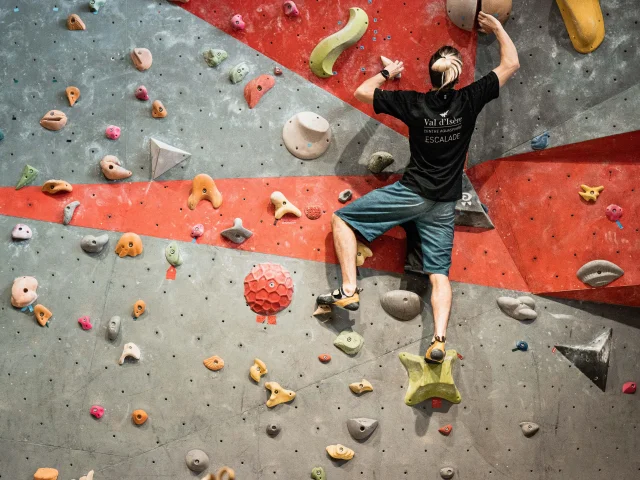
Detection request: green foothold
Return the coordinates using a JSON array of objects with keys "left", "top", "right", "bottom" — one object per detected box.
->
[
  {"left": 334, "top": 330, "right": 364, "bottom": 355},
  {"left": 0, "top": 129, "right": 4, "bottom": 141},
  {"left": 15, "top": 164, "right": 39, "bottom": 190},
  {"left": 309, "top": 7, "right": 369, "bottom": 78},
  {"left": 398, "top": 351, "right": 462, "bottom": 406},
  {"left": 311, "top": 467, "right": 326, "bottom": 480},
  {"left": 204, "top": 48, "right": 228, "bottom": 67},
  {"left": 229, "top": 62, "right": 250, "bottom": 84},
  {"left": 165, "top": 241, "right": 183, "bottom": 267},
  {"left": 89, "top": 0, "right": 106, "bottom": 13}
]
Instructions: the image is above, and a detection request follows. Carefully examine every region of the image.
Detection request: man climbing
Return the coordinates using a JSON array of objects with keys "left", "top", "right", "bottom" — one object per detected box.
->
[{"left": 317, "top": 12, "right": 519, "bottom": 363}]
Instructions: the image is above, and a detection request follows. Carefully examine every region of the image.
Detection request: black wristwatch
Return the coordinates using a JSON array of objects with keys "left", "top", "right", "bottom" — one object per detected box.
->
[{"left": 380, "top": 69, "right": 390, "bottom": 80}]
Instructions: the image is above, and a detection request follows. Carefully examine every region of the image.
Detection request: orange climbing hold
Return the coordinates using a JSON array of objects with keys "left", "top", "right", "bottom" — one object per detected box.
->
[
  {"left": 42, "top": 180, "right": 72, "bottom": 194},
  {"left": 34, "top": 304, "right": 52, "bottom": 327},
  {"left": 133, "top": 299, "right": 146, "bottom": 318},
  {"left": 203, "top": 355, "right": 225, "bottom": 371},
  {"left": 438, "top": 424, "right": 453, "bottom": 436},
  {"left": 132, "top": 409, "right": 148, "bottom": 425},
  {"left": 66, "top": 14, "right": 86, "bottom": 30},
  {"left": 244, "top": 74, "right": 276, "bottom": 109},
  {"left": 152, "top": 100, "right": 167, "bottom": 118},
  {"left": 33, "top": 468, "right": 59, "bottom": 480},
  {"left": 187, "top": 174, "right": 223, "bottom": 210},
  {"left": 115, "top": 232, "right": 143, "bottom": 257},
  {"left": 65, "top": 86, "right": 81, "bottom": 106}
]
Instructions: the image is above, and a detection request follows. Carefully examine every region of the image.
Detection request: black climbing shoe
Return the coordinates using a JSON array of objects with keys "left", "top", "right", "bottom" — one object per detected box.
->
[
  {"left": 317, "top": 286, "right": 361, "bottom": 311},
  {"left": 425, "top": 335, "right": 446, "bottom": 364}
]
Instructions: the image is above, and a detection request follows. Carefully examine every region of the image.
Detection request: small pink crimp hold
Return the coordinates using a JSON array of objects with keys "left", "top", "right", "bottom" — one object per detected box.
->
[
  {"left": 78, "top": 316, "right": 93, "bottom": 330},
  {"left": 191, "top": 224, "right": 204, "bottom": 238},
  {"left": 135, "top": 85, "right": 149, "bottom": 101},
  {"left": 230, "top": 14, "right": 245, "bottom": 31},
  {"left": 90, "top": 405, "right": 104, "bottom": 419},
  {"left": 105, "top": 125, "right": 121, "bottom": 140},
  {"left": 283, "top": 1, "right": 299, "bottom": 17}
]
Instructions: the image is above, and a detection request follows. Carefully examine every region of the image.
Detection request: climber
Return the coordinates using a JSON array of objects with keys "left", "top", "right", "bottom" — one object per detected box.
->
[{"left": 317, "top": 12, "right": 519, "bottom": 364}]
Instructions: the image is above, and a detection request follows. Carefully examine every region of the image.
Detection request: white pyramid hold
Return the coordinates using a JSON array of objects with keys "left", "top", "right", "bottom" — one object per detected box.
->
[{"left": 149, "top": 138, "right": 191, "bottom": 179}]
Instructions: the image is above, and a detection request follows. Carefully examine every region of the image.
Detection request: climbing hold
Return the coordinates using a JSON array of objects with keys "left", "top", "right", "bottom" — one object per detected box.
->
[
  {"left": 132, "top": 409, "right": 148, "bottom": 425},
  {"left": 310, "top": 467, "right": 326, "bottom": 480},
  {"left": 622, "top": 382, "right": 636, "bottom": 394},
  {"left": 65, "top": 86, "right": 81, "bottom": 106},
  {"left": 556, "top": 0, "right": 604, "bottom": 53},
  {"left": 368, "top": 151, "right": 394, "bottom": 173},
  {"left": 165, "top": 241, "right": 183, "bottom": 267},
  {"left": 230, "top": 14, "right": 245, "bottom": 31},
  {"left": 135, "top": 85, "right": 149, "bottom": 100},
  {"left": 105, "top": 125, "right": 121, "bottom": 140},
  {"left": 191, "top": 224, "right": 204, "bottom": 238},
  {"left": 531, "top": 131, "right": 550, "bottom": 150},
  {"left": 452, "top": 172, "right": 495, "bottom": 229},
  {"left": 107, "top": 316, "right": 121, "bottom": 340},
  {"left": 380, "top": 290, "right": 422, "bottom": 321},
  {"left": 274, "top": 66, "right": 283, "bottom": 76},
  {"left": 244, "top": 263, "right": 294, "bottom": 314},
  {"left": 318, "top": 354, "right": 331, "bottom": 363},
  {"left": 347, "top": 418, "right": 378, "bottom": 440},
  {"left": 244, "top": 74, "right": 276, "bottom": 109},
  {"left": 119, "top": 342, "right": 141, "bottom": 364},
  {"left": 151, "top": 100, "right": 167, "bottom": 118},
  {"left": 203, "top": 48, "right": 228, "bottom": 67},
  {"left": 89, "top": 0, "right": 106, "bottom": 13},
  {"left": 40, "top": 110, "right": 68, "bottom": 131},
  {"left": 283, "top": 1, "right": 299, "bottom": 16},
  {"left": 349, "top": 379, "right": 373, "bottom": 394},
  {"left": 11, "top": 276, "right": 38, "bottom": 308},
  {"left": 439, "top": 466, "right": 455, "bottom": 479},
  {"left": 313, "top": 305, "right": 332, "bottom": 316},
  {"left": 513, "top": 340, "right": 528, "bottom": 351},
  {"left": 42, "top": 180, "right": 72, "bottom": 194},
  {"left": 89, "top": 405, "right": 104, "bottom": 419},
  {"left": 555, "top": 328, "right": 612, "bottom": 391},
  {"left": 150, "top": 138, "right": 191, "bottom": 179},
  {"left": 203, "top": 355, "right": 225, "bottom": 371},
  {"left": 519, "top": 421, "right": 539, "bottom": 437},
  {"left": 326, "top": 444, "right": 355, "bottom": 461},
  {"left": 67, "top": 14, "right": 86, "bottom": 30},
  {"left": 229, "top": 62, "right": 250, "bottom": 84},
  {"left": 202, "top": 467, "right": 236, "bottom": 480},
  {"left": 0, "top": 129, "right": 3, "bottom": 141},
  {"left": 265, "top": 381, "right": 296, "bottom": 407},
  {"left": 188, "top": 174, "right": 223, "bottom": 209},
  {"left": 282, "top": 112, "right": 332, "bottom": 160},
  {"left": 446, "top": 0, "right": 478, "bottom": 31},
  {"left": 481, "top": 0, "right": 512, "bottom": 25},
  {"left": 100, "top": 155, "right": 132, "bottom": 180},
  {"left": 496, "top": 296, "right": 537, "bottom": 321},
  {"left": 221, "top": 218, "right": 253, "bottom": 244},
  {"left": 399, "top": 351, "right": 462, "bottom": 406},
  {"left": 63, "top": 201, "right": 80, "bottom": 225},
  {"left": 79, "top": 471, "right": 94, "bottom": 480},
  {"left": 266, "top": 423, "right": 281, "bottom": 436},
  {"left": 115, "top": 232, "right": 143, "bottom": 257},
  {"left": 438, "top": 424, "right": 453, "bottom": 436},
  {"left": 78, "top": 316, "right": 92, "bottom": 330},
  {"left": 16, "top": 164, "right": 39, "bottom": 189},
  {"left": 576, "top": 259, "right": 623, "bottom": 287},
  {"left": 305, "top": 205, "right": 322, "bottom": 220},
  {"left": 271, "top": 191, "right": 302, "bottom": 219},
  {"left": 34, "top": 305, "right": 52, "bottom": 327},
  {"left": 12, "top": 224, "right": 32, "bottom": 240},
  {"left": 356, "top": 242, "right": 372, "bottom": 267},
  {"left": 130, "top": 47, "right": 152, "bottom": 71},
  {"left": 334, "top": 330, "right": 364, "bottom": 355},
  {"left": 33, "top": 468, "right": 59, "bottom": 480},
  {"left": 133, "top": 300, "right": 146, "bottom": 318},
  {"left": 81, "top": 233, "right": 109, "bottom": 253},
  {"left": 380, "top": 55, "right": 401, "bottom": 78},
  {"left": 185, "top": 449, "right": 209, "bottom": 473},
  {"left": 605, "top": 204, "right": 623, "bottom": 222},
  {"left": 338, "top": 189, "right": 352, "bottom": 203},
  {"left": 249, "top": 358, "right": 268, "bottom": 382},
  {"left": 309, "top": 7, "right": 369, "bottom": 78},
  {"left": 578, "top": 184, "right": 604, "bottom": 202}
]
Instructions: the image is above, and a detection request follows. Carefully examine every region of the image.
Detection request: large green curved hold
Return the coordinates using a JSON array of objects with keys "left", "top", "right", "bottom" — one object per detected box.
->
[
  {"left": 309, "top": 7, "right": 369, "bottom": 78},
  {"left": 399, "top": 350, "right": 462, "bottom": 406}
]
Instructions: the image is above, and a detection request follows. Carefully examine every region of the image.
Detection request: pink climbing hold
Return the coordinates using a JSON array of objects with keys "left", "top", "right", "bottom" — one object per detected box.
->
[
  {"left": 191, "top": 224, "right": 204, "bottom": 238},
  {"left": 230, "top": 14, "right": 245, "bottom": 31},
  {"left": 135, "top": 85, "right": 149, "bottom": 101},
  {"left": 244, "top": 263, "right": 294, "bottom": 315},
  {"left": 283, "top": 1, "right": 299, "bottom": 17},
  {"left": 90, "top": 405, "right": 104, "bottom": 419},
  {"left": 105, "top": 125, "right": 121, "bottom": 140},
  {"left": 622, "top": 381, "right": 636, "bottom": 394},
  {"left": 78, "top": 316, "right": 93, "bottom": 330},
  {"left": 605, "top": 204, "right": 623, "bottom": 221}
]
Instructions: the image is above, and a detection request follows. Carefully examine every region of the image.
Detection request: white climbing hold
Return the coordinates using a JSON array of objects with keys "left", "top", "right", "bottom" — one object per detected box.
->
[
  {"left": 149, "top": 138, "right": 191, "bottom": 180},
  {"left": 118, "top": 342, "right": 141, "bottom": 365}
]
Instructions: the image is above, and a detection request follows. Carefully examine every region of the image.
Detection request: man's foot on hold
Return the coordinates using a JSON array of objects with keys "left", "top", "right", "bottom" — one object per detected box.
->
[
  {"left": 317, "top": 286, "right": 361, "bottom": 311},
  {"left": 425, "top": 335, "right": 446, "bottom": 364}
]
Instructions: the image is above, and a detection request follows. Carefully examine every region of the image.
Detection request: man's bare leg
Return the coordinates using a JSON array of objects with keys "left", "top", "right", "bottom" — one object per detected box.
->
[{"left": 425, "top": 273, "right": 452, "bottom": 363}]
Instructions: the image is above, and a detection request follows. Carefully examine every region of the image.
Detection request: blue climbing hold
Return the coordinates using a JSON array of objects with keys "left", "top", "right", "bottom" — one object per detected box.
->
[
  {"left": 0, "top": 129, "right": 4, "bottom": 142},
  {"left": 513, "top": 341, "right": 528, "bottom": 352},
  {"left": 531, "top": 132, "right": 550, "bottom": 150}
]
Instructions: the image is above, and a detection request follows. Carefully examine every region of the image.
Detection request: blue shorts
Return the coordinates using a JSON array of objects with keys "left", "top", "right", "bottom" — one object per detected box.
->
[{"left": 335, "top": 182, "right": 456, "bottom": 276}]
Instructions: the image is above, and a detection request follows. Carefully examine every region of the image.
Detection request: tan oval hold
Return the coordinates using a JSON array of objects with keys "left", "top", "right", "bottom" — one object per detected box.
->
[
  {"left": 42, "top": 179, "right": 73, "bottom": 194},
  {"left": 349, "top": 379, "right": 373, "bottom": 394},
  {"left": 326, "top": 444, "right": 355, "bottom": 461},
  {"left": 131, "top": 47, "right": 152, "bottom": 71},
  {"left": 115, "top": 232, "right": 143, "bottom": 258},
  {"left": 132, "top": 409, "right": 148, "bottom": 425},
  {"left": 203, "top": 355, "right": 225, "bottom": 371},
  {"left": 100, "top": 155, "right": 132, "bottom": 180},
  {"left": 33, "top": 468, "right": 59, "bottom": 480},
  {"left": 40, "top": 110, "right": 68, "bottom": 131},
  {"left": 66, "top": 86, "right": 81, "bottom": 106},
  {"left": 151, "top": 100, "right": 167, "bottom": 118},
  {"left": 67, "top": 14, "right": 86, "bottom": 31}
]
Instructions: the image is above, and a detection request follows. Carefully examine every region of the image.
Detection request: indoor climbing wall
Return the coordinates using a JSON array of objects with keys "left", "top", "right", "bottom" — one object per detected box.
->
[{"left": 1, "top": 1, "right": 639, "bottom": 480}]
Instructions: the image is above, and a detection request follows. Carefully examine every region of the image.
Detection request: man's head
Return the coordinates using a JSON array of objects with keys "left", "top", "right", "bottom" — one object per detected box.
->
[{"left": 429, "top": 46, "right": 463, "bottom": 91}]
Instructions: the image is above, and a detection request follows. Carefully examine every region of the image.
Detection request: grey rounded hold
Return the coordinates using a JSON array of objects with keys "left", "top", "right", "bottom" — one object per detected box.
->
[
  {"left": 368, "top": 151, "right": 394, "bottom": 174},
  {"left": 347, "top": 417, "right": 378, "bottom": 440},
  {"left": 63, "top": 201, "right": 80, "bottom": 225},
  {"left": 496, "top": 296, "right": 537, "bottom": 321},
  {"left": 185, "top": 449, "right": 209, "bottom": 473},
  {"left": 519, "top": 421, "right": 539, "bottom": 438},
  {"left": 81, "top": 234, "right": 109, "bottom": 253},
  {"left": 576, "top": 259, "right": 624, "bottom": 287},
  {"left": 380, "top": 290, "right": 422, "bottom": 321},
  {"left": 338, "top": 189, "right": 352, "bottom": 204},
  {"left": 266, "top": 423, "right": 281, "bottom": 436},
  {"left": 440, "top": 466, "right": 455, "bottom": 479},
  {"left": 107, "top": 316, "right": 121, "bottom": 341},
  {"left": 221, "top": 218, "right": 253, "bottom": 244}
]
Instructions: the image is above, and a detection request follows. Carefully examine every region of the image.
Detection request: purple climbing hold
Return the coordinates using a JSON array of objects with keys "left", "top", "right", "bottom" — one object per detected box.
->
[
  {"left": 191, "top": 224, "right": 204, "bottom": 238},
  {"left": 12, "top": 224, "right": 32, "bottom": 240}
]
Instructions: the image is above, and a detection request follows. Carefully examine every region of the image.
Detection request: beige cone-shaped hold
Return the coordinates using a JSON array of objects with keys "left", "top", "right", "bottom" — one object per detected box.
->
[
  {"left": 204, "top": 355, "right": 225, "bottom": 371},
  {"left": 66, "top": 86, "right": 81, "bottom": 106},
  {"left": 40, "top": 110, "right": 68, "bottom": 131},
  {"left": 250, "top": 358, "right": 268, "bottom": 382},
  {"left": 446, "top": 0, "right": 478, "bottom": 31},
  {"left": 188, "top": 174, "right": 223, "bottom": 210},
  {"left": 356, "top": 242, "right": 372, "bottom": 266},
  {"left": 100, "top": 155, "right": 132, "bottom": 180},
  {"left": 131, "top": 47, "right": 152, "bottom": 71},
  {"left": 265, "top": 381, "right": 296, "bottom": 407},
  {"left": 349, "top": 379, "right": 373, "bottom": 394},
  {"left": 282, "top": 112, "right": 332, "bottom": 160},
  {"left": 119, "top": 342, "right": 141, "bottom": 364},
  {"left": 326, "top": 444, "right": 355, "bottom": 461},
  {"left": 271, "top": 191, "right": 301, "bottom": 220},
  {"left": 67, "top": 14, "right": 86, "bottom": 30},
  {"left": 33, "top": 468, "right": 59, "bottom": 480}
]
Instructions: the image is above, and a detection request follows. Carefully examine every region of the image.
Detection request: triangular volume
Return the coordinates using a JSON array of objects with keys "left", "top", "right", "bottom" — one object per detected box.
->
[
  {"left": 455, "top": 173, "right": 494, "bottom": 229},
  {"left": 555, "top": 328, "right": 612, "bottom": 392},
  {"left": 149, "top": 138, "right": 191, "bottom": 179}
]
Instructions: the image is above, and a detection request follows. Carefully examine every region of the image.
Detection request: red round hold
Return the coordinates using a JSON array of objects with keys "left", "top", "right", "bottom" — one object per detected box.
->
[
  {"left": 622, "top": 381, "right": 636, "bottom": 394},
  {"left": 244, "top": 263, "right": 294, "bottom": 315},
  {"left": 318, "top": 354, "right": 331, "bottom": 363},
  {"left": 305, "top": 205, "right": 322, "bottom": 220}
]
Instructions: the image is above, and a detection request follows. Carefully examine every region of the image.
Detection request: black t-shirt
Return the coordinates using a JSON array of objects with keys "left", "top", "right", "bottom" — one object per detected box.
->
[{"left": 373, "top": 71, "right": 499, "bottom": 201}]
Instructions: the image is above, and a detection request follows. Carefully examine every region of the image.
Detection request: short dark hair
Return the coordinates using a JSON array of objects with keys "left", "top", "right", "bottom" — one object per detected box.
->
[{"left": 429, "top": 46, "right": 463, "bottom": 90}]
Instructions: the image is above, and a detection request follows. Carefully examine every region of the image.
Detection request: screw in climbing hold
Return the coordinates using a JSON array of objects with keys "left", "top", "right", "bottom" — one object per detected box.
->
[
  {"left": 513, "top": 341, "right": 528, "bottom": 352},
  {"left": 605, "top": 204, "right": 624, "bottom": 229}
]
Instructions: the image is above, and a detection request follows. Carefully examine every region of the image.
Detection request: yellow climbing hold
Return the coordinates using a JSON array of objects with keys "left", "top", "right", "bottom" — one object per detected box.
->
[
  {"left": 555, "top": 0, "right": 605, "bottom": 53},
  {"left": 356, "top": 242, "right": 372, "bottom": 267},
  {"left": 578, "top": 184, "right": 604, "bottom": 202},
  {"left": 399, "top": 350, "right": 462, "bottom": 406}
]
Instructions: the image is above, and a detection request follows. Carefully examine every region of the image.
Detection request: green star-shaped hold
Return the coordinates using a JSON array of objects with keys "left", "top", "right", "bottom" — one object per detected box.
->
[{"left": 399, "top": 350, "right": 462, "bottom": 406}]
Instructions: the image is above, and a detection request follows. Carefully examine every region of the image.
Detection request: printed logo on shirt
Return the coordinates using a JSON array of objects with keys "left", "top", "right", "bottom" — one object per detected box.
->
[{"left": 423, "top": 115, "right": 462, "bottom": 144}]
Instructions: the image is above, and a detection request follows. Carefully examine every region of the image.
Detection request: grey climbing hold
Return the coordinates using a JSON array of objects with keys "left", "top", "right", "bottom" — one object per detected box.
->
[
  {"left": 221, "top": 218, "right": 253, "bottom": 244},
  {"left": 89, "top": 0, "right": 106, "bottom": 13},
  {"left": 266, "top": 423, "right": 281, "bottom": 436},
  {"left": 519, "top": 422, "right": 540, "bottom": 438},
  {"left": 576, "top": 260, "right": 624, "bottom": 287},
  {"left": 338, "top": 189, "right": 352, "bottom": 203},
  {"left": 368, "top": 151, "right": 394, "bottom": 173},
  {"left": 185, "top": 449, "right": 209, "bottom": 473},
  {"left": 334, "top": 330, "right": 364, "bottom": 355},
  {"left": 310, "top": 467, "right": 326, "bottom": 480},
  {"left": 81, "top": 234, "right": 109, "bottom": 253},
  {"left": 347, "top": 418, "right": 378, "bottom": 440},
  {"left": 107, "top": 316, "right": 121, "bottom": 341},
  {"left": 63, "top": 201, "right": 80, "bottom": 225},
  {"left": 440, "top": 466, "right": 455, "bottom": 479},
  {"left": 380, "top": 290, "right": 422, "bottom": 321},
  {"left": 229, "top": 62, "right": 250, "bottom": 84},
  {"left": 555, "top": 328, "right": 612, "bottom": 391},
  {"left": 165, "top": 241, "right": 183, "bottom": 266},
  {"left": 454, "top": 173, "right": 495, "bottom": 229},
  {"left": 203, "top": 48, "right": 228, "bottom": 67},
  {"left": 496, "top": 296, "right": 537, "bottom": 321}
]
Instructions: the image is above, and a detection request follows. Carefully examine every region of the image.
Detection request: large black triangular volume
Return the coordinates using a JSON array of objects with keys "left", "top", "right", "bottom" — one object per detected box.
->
[
  {"left": 555, "top": 328, "right": 612, "bottom": 392},
  {"left": 454, "top": 173, "right": 494, "bottom": 229}
]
